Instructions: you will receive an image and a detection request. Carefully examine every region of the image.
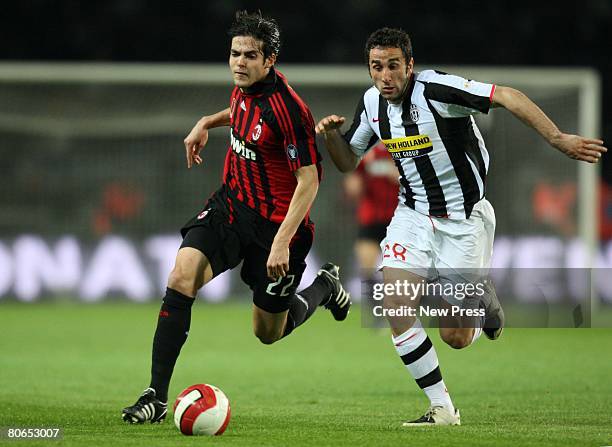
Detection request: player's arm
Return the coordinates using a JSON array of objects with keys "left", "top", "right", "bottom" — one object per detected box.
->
[
  {"left": 267, "top": 165, "right": 319, "bottom": 279},
  {"left": 183, "top": 107, "right": 231, "bottom": 169},
  {"left": 492, "top": 86, "right": 607, "bottom": 163},
  {"left": 315, "top": 115, "right": 361, "bottom": 172}
]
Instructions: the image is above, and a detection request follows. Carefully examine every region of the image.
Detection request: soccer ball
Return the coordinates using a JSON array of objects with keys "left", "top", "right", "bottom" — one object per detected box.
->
[{"left": 173, "top": 384, "right": 231, "bottom": 436}]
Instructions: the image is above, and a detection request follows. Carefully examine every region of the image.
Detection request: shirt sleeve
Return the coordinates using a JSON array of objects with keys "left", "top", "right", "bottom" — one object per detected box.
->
[
  {"left": 342, "top": 95, "right": 379, "bottom": 157},
  {"left": 269, "top": 91, "right": 320, "bottom": 172},
  {"left": 423, "top": 71, "right": 495, "bottom": 118}
]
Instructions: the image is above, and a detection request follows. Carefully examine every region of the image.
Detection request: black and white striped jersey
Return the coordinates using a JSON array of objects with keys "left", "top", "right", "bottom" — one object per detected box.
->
[{"left": 343, "top": 70, "right": 495, "bottom": 220}]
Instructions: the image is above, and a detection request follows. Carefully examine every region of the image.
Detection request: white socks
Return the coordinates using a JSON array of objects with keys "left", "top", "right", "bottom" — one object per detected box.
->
[{"left": 392, "top": 320, "right": 455, "bottom": 413}]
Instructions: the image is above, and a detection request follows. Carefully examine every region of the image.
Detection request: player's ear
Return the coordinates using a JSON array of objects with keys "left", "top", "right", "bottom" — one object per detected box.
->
[
  {"left": 264, "top": 53, "right": 277, "bottom": 69},
  {"left": 406, "top": 57, "right": 414, "bottom": 75},
  {"left": 406, "top": 57, "right": 414, "bottom": 74}
]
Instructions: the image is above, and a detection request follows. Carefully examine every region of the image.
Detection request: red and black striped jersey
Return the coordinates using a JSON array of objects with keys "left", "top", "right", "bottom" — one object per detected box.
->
[
  {"left": 355, "top": 142, "right": 398, "bottom": 226},
  {"left": 223, "top": 67, "right": 321, "bottom": 223}
]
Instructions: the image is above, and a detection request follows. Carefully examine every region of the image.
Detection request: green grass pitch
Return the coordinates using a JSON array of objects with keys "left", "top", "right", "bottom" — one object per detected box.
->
[{"left": 1, "top": 301, "right": 611, "bottom": 446}]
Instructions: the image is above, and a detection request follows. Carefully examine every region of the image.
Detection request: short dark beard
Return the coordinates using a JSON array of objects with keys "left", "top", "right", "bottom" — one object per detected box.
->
[{"left": 388, "top": 75, "right": 411, "bottom": 104}]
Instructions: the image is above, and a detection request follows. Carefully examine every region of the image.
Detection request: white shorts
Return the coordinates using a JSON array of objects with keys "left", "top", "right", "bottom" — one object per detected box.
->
[{"left": 380, "top": 199, "right": 496, "bottom": 281}]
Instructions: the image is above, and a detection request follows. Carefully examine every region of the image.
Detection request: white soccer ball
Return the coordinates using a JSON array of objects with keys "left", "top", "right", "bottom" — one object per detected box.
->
[{"left": 173, "top": 384, "right": 231, "bottom": 436}]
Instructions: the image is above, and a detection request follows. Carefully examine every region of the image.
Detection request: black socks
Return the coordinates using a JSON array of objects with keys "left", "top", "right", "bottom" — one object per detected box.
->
[
  {"left": 149, "top": 288, "right": 194, "bottom": 403},
  {"left": 283, "top": 275, "right": 331, "bottom": 337}
]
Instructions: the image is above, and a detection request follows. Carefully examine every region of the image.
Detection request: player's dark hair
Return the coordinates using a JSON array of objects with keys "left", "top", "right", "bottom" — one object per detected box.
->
[
  {"left": 228, "top": 10, "right": 281, "bottom": 60},
  {"left": 364, "top": 27, "right": 413, "bottom": 65}
]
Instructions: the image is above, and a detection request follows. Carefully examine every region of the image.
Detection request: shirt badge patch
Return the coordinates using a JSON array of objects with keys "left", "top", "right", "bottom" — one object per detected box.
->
[
  {"left": 409, "top": 104, "right": 419, "bottom": 123},
  {"left": 252, "top": 124, "right": 262, "bottom": 141},
  {"left": 286, "top": 144, "right": 298, "bottom": 161},
  {"left": 197, "top": 208, "right": 210, "bottom": 220}
]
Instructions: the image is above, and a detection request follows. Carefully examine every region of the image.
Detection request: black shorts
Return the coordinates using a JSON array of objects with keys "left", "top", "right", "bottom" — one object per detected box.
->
[
  {"left": 357, "top": 223, "right": 388, "bottom": 243},
  {"left": 180, "top": 186, "right": 314, "bottom": 313}
]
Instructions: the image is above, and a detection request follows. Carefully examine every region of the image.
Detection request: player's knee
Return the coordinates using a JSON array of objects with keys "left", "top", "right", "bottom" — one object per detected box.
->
[
  {"left": 254, "top": 329, "right": 281, "bottom": 345},
  {"left": 168, "top": 265, "right": 199, "bottom": 296},
  {"left": 441, "top": 330, "right": 472, "bottom": 350},
  {"left": 256, "top": 335, "right": 278, "bottom": 345}
]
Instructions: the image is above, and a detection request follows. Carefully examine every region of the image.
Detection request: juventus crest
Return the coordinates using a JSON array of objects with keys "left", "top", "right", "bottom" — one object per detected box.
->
[{"left": 409, "top": 104, "right": 419, "bottom": 123}]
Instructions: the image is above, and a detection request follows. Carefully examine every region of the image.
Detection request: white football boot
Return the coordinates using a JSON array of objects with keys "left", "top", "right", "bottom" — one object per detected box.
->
[{"left": 402, "top": 406, "right": 461, "bottom": 426}]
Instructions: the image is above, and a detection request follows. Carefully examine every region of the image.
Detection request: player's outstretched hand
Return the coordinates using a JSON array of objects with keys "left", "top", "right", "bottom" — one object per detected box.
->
[
  {"left": 551, "top": 133, "right": 607, "bottom": 163},
  {"left": 183, "top": 121, "right": 209, "bottom": 168},
  {"left": 315, "top": 115, "right": 346, "bottom": 135}
]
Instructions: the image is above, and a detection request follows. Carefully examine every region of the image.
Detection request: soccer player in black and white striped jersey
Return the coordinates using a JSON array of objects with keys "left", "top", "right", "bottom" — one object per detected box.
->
[{"left": 316, "top": 27, "right": 607, "bottom": 426}]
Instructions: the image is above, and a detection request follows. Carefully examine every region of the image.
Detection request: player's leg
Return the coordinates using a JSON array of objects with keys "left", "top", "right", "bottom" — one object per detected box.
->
[
  {"left": 356, "top": 239, "right": 382, "bottom": 270},
  {"left": 122, "top": 246, "right": 212, "bottom": 424},
  {"left": 123, "top": 201, "right": 240, "bottom": 424},
  {"left": 355, "top": 236, "right": 383, "bottom": 299},
  {"left": 476, "top": 199, "right": 504, "bottom": 340},
  {"left": 437, "top": 281, "right": 504, "bottom": 346},
  {"left": 438, "top": 298, "right": 480, "bottom": 349},
  {"left": 290, "top": 222, "right": 351, "bottom": 325},
  {"left": 380, "top": 204, "right": 459, "bottom": 426},
  {"left": 252, "top": 305, "right": 289, "bottom": 344},
  {"left": 244, "top": 224, "right": 350, "bottom": 344},
  {"left": 250, "top": 261, "right": 350, "bottom": 344},
  {"left": 382, "top": 267, "right": 459, "bottom": 426},
  {"left": 356, "top": 239, "right": 383, "bottom": 272},
  {"left": 242, "top": 240, "right": 306, "bottom": 344},
  {"left": 435, "top": 267, "right": 486, "bottom": 349},
  {"left": 355, "top": 231, "right": 386, "bottom": 328},
  {"left": 435, "top": 199, "right": 503, "bottom": 349},
  {"left": 148, "top": 246, "right": 212, "bottom": 400},
  {"left": 434, "top": 271, "right": 483, "bottom": 349}
]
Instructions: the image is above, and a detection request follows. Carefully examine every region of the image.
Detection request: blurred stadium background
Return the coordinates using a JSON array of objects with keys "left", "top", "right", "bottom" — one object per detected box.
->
[
  {"left": 0, "top": 63, "right": 609, "bottom": 310},
  {"left": 0, "top": 0, "right": 610, "bottom": 307}
]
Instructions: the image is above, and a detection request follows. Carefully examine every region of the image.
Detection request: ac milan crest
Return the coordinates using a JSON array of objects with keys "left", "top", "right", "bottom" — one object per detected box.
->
[{"left": 252, "top": 124, "right": 262, "bottom": 141}]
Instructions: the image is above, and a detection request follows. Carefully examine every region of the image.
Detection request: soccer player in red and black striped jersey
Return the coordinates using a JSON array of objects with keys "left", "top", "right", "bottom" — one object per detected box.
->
[
  {"left": 344, "top": 142, "right": 398, "bottom": 319},
  {"left": 121, "top": 11, "right": 351, "bottom": 425}
]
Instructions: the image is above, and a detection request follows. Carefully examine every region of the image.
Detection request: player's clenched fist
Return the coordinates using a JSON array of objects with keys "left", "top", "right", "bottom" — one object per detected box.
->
[{"left": 315, "top": 115, "right": 346, "bottom": 135}]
